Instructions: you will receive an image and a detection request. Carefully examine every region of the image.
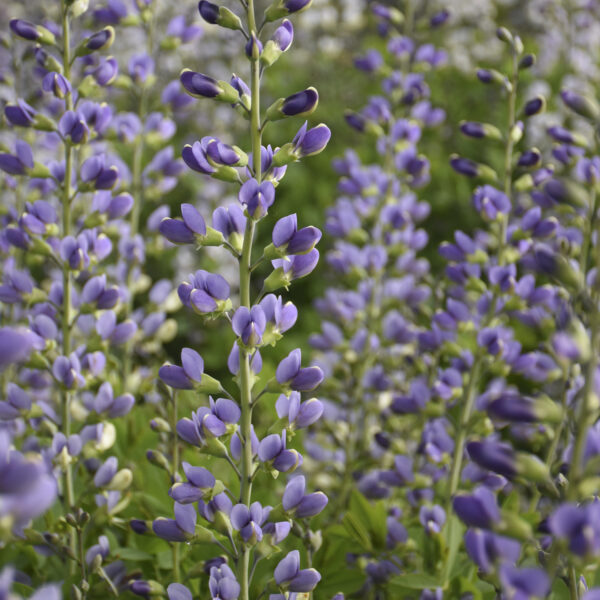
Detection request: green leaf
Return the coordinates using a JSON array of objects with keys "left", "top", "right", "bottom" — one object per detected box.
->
[
  {"left": 348, "top": 490, "right": 387, "bottom": 549},
  {"left": 388, "top": 572, "right": 441, "bottom": 591},
  {"left": 341, "top": 512, "right": 372, "bottom": 551},
  {"left": 442, "top": 515, "right": 464, "bottom": 583},
  {"left": 115, "top": 547, "right": 154, "bottom": 561}
]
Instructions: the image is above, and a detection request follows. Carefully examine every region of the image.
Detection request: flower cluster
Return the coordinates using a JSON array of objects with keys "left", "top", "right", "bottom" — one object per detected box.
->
[{"left": 133, "top": 1, "right": 332, "bottom": 598}]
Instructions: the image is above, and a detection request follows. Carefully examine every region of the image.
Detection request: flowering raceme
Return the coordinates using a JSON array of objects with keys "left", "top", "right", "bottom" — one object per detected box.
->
[
  {"left": 4, "top": 0, "right": 600, "bottom": 598},
  {"left": 127, "top": 0, "right": 332, "bottom": 598}
]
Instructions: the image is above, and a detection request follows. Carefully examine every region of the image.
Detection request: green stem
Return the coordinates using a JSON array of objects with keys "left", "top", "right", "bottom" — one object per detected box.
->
[
  {"left": 61, "top": 0, "right": 77, "bottom": 572},
  {"left": 568, "top": 189, "right": 599, "bottom": 495},
  {"left": 171, "top": 391, "right": 181, "bottom": 582},
  {"left": 237, "top": 2, "right": 260, "bottom": 599},
  {"left": 124, "top": 0, "right": 158, "bottom": 377},
  {"left": 77, "top": 526, "right": 88, "bottom": 599},
  {"left": 568, "top": 565, "right": 579, "bottom": 600},
  {"left": 498, "top": 50, "right": 518, "bottom": 265},
  {"left": 446, "top": 356, "right": 483, "bottom": 498},
  {"left": 446, "top": 52, "right": 519, "bottom": 500}
]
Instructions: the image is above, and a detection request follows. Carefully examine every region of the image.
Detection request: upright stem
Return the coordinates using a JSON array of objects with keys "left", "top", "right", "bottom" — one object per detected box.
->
[
  {"left": 499, "top": 51, "right": 518, "bottom": 265},
  {"left": 446, "top": 54, "right": 518, "bottom": 500},
  {"left": 124, "top": 0, "right": 158, "bottom": 376},
  {"left": 446, "top": 356, "right": 483, "bottom": 498},
  {"left": 568, "top": 190, "right": 599, "bottom": 494},
  {"left": 238, "top": 2, "right": 261, "bottom": 598},
  {"left": 61, "top": 0, "right": 77, "bottom": 569},
  {"left": 171, "top": 391, "right": 181, "bottom": 582}
]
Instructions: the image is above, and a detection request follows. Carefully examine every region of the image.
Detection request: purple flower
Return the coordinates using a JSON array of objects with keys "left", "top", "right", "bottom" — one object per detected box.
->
[
  {"left": 177, "top": 397, "right": 240, "bottom": 447},
  {"left": 499, "top": 565, "right": 550, "bottom": 600},
  {"left": 0, "top": 141, "right": 34, "bottom": 176},
  {"left": 4, "top": 100, "right": 37, "bottom": 127},
  {"left": 93, "top": 57, "right": 119, "bottom": 86},
  {"left": 276, "top": 349, "right": 324, "bottom": 391},
  {"left": 275, "top": 392, "right": 323, "bottom": 429},
  {"left": 232, "top": 305, "right": 266, "bottom": 346},
  {"left": 259, "top": 294, "right": 298, "bottom": 336},
  {"left": 282, "top": 475, "right": 328, "bottom": 517},
  {"left": 159, "top": 348, "right": 205, "bottom": 390},
  {"left": 128, "top": 54, "right": 154, "bottom": 83},
  {"left": 170, "top": 462, "right": 216, "bottom": 504},
  {"left": 291, "top": 121, "right": 331, "bottom": 158},
  {"left": 159, "top": 204, "right": 207, "bottom": 244},
  {"left": 465, "top": 529, "right": 521, "bottom": 573},
  {"left": 271, "top": 214, "right": 322, "bottom": 255},
  {"left": 549, "top": 502, "right": 600, "bottom": 557},
  {"left": 80, "top": 154, "right": 119, "bottom": 189},
  {"left": 274, "top": 550, "right": 321, "bottom": 593},
  {"left": 10, "top": 19, "right": 55, "bottom": 44},
  {"left": 238, "top": 178, "right": 275, "bottom": 219},
  {"left": 231, "top": 502, "right": 269, "bottom": 543},
  {"left": 42, "top": 72, "right": 72, "bottom": 98},
  {"left": 453, "top": 486, "right": 500, "bottom": 529},
  {"left": 0, "top": 431, "right": 57, "bottom": 527},
  {"left": 178, "top": 269, "right": 230, "bottom": 314},
  {"left": 92, "top": 382, "right": 134, "bottom": 418},
  {"left": 209, "top": 564, "right": 240, "bottom": 600},
  {"left": 419, "top": 505, "right": 446, "bottom": 534},
  {"left": 153, "top": 503, "right": 197, "bottom": 542},
  {"left": 472, "top": 185, "right": 510, "bottom": 219},
  {"left": 167, "top": 583, "right": 193, "bottom": 600},
  {"left": 258, "top": 430, "right": 302, "bottom": 473},
  {"left": 59, "top": 111, "right": 90, "bottom": 144},
  {"left": 268, "top": 88, "right": 319, "bottom": 120}
]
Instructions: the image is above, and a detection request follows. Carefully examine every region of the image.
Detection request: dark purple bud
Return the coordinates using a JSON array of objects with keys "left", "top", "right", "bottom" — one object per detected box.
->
[
  {"left": 467, "top": 440, "right": 517, "bottom": 479},
  {"left": 518, "top": 54, "right": 535, "bottom": 69},
  {"left": 10, "top": 19, "right": 54, "bottom": 44},
  {"left": 285, "top": 0, "right": 312, "bottom": 13},
  {"left": 460, "top": 121, "right": 485, "bottom": 138},
  {"left": 10, "top": 19, "right": 40, "bottom": 40},
  {"left": 517, "top": 148, "right": 541, "bottom": 168},
  {"left": 561, "top": 89, "right": 600, "bottom": 120},
  {"left": 198, "top": 1, "right": 219, "bottom": 23},
  {"left": 523, "top": 96, "right": 545, "bottom": 117},
  {"left": 86, "top": 27, "right": 115, "bottom": 50},
  {"left": 245, "top": 33, "right": 263, "bottom": 59},
  {"left": 181, "top": 69, "right": 221, "bottom": 98},
  {"left": 281, "top": 87, "right": 319, "bottom": 117},
  {"left": 430, "top": 10, "right": 450, "bottom": 27}
]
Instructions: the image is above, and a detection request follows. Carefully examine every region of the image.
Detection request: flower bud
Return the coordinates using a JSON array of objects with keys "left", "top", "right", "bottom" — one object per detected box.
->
[
  {"left": 561, "top": 89, "right": 600, "bottom": 121},
  {"left": 264, "top": 0, "right": 313, "bottom": 22},
  {"left": 107, "top": 468, "right": 133, "bottom": 491},
  {"left": 450, "top": 155, "right": 497, "bottom": 181},
  {"left": 266, "top": 87, "right": 319, "bottom": 121},
  {"left": 522, "top": 95, "right": 546, "bottom": 117},
  {"left": 476, "top": 68, "right": 505, "bottom": 86},
  {"left": 9, "top": 19, "right": 56, "bottom": 45},
  {"left": 518, "top": 53, "right": 535, "bottom": 70},
  {"left": 198, "top": 1, "right": 244, "bottom": 30},
  {"left": 459, "top": 121, "right": 502, "bottom": 140},
  {"left": 180, "top": 69, "right": 240, "bottom": 104},
  {"left": 77, "top": 27, "right": 115, "bottom": 55}
]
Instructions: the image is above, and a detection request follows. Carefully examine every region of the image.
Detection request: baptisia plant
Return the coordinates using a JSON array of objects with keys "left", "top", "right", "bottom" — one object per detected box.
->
[
  {"left": 0, "top": 1, "right": 147, "bottom": 596},
  {"left": 307, "top": 1, "right": 447, "bottom": 596},
  {"left": 135, "top": 1, "right": 332, "bottom": 598}
]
